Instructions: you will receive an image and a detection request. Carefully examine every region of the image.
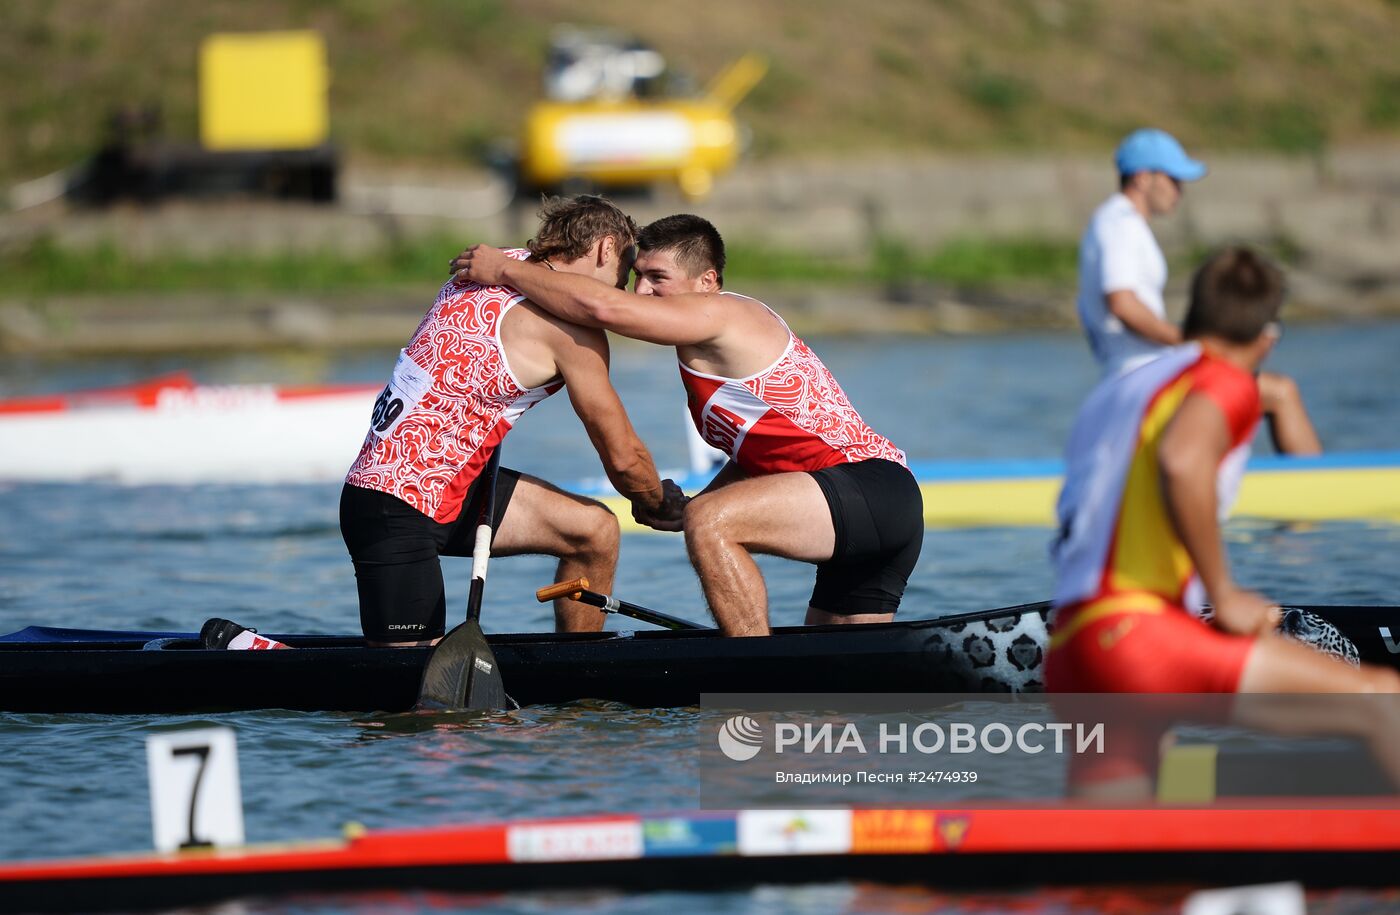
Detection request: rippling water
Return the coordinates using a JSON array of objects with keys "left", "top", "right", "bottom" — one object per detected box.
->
[{"left": 1, "top": 321, "right": 1397, "bottom": 912}]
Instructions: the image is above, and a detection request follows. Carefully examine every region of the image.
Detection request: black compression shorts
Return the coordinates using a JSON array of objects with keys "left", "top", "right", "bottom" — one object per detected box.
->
[
  {"left": 339, "top": 470, "right": 520, "bottom": 643},
  {"left": 807, "top": 458, "right": 924, "bottom": 616}
]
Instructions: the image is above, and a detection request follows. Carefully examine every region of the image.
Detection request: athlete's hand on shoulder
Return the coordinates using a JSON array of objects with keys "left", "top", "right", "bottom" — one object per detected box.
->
[
  {"left": 1212, "top": 586, "right": 1281, "bottom": 637},
  {"left": 450, "top": 244, "right": 511, "bottom": 287}
]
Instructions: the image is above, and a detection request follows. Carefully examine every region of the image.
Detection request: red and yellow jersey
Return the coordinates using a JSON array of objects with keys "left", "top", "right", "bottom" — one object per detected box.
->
[
  {"left": 1051, "top": 344, "right": 1260, "bottom": 618},
  {"left": 679, "top": 293, "right": 905, "bottom": 475},
  {"left": 345, "top": 249, "right": 561, "bottom": 523}
]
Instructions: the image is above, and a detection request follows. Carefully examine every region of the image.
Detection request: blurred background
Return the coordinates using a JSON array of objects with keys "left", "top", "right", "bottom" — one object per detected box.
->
[{"left": 2, "top": 0, "right": 1399, "bottom": 357}]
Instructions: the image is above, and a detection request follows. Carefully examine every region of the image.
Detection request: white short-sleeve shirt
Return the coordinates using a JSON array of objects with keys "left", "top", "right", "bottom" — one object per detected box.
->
[{"left": 1076, "top": 193, "right": 1170, "bottom": 377}]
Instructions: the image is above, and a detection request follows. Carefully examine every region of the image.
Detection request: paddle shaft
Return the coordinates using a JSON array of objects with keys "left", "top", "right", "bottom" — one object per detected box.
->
[
  {"left": 465, "top": 447, "right": 502, "bottom": 625},
  {"left": 536, "top": 578, "right": 705, "bottom": 631},
  {"left": 536, "top": 578, "right": 1055, "bottom": 633},
  {"left": 412, "top": 445, "right": 509, "bottom": 711}
]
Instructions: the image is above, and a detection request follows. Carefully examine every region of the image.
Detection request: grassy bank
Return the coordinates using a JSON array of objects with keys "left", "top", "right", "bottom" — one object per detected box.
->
[
  {"left": 0, "top": 233, "right": 1084, "bottom": 298},
  {"left": 4, "top": 1, "right": 1400, "bottom": 185}
]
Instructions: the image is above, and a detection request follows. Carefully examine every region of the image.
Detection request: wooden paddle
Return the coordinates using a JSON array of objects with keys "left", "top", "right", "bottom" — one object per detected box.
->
[
  {"left": 537, "top": 578, "right": 706, "bottom": 631},
  {"left": 414, "top": 447, "right": 509, "bottom": 711}
]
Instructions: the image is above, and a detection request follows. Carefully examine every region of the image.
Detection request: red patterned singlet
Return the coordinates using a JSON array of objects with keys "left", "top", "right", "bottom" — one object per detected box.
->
[
  {"left": 679, "top": 293, "right": 905, "bottom": 475},
  {"left": 345, "top": 250, "right": 561, "bottom": 522}
]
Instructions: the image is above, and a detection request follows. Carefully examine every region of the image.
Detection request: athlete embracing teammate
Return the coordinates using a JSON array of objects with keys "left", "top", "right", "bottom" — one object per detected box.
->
[
  {"left": 451, "top": 215, "right": 922, "bottom": 636},
  {"left": 340, "top": 198, "right": 685, "bottom": 646},
  {"left": 204, "top": 196, "right": 684, "bottom": 652}
]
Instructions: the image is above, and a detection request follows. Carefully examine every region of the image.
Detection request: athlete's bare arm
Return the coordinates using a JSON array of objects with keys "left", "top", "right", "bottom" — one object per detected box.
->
[
  {"left": 1258, "top": 371, "right": 1323, "bottom": 455},
  {"left": 1105, "top": 289, "right": 1183, "bottom": 346},
  {"left": 1157, "top": 391, "right": 1276, "bottom": 636},
  {"left": 514, "top": 305, "right": 681, "bottom": 529},
  {"left": 454, "top": 244, "right": 731, "bottom": 347}
]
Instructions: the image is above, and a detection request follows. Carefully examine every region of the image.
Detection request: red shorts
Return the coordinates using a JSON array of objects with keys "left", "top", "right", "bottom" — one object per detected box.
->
[
  {"left": 1046, "top": 597, "right": 1256, "bottom": 693},
  {"left": 1047, "top": 597, "right": 1256, "bottom": 787}
]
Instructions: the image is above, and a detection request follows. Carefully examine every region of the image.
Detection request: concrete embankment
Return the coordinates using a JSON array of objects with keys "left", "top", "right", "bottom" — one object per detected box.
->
[{"left": 2, "top": 147, "right": 1397, "bottom": 354}]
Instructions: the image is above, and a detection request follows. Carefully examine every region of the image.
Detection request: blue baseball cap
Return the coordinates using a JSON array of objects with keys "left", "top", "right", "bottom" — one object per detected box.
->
[{"left": 1114, "top": 128, "right": 1207, "bottom": 181}]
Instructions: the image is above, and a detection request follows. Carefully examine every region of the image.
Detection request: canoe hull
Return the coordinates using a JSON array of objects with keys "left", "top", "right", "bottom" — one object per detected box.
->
[
  {"left": 0, "top": 608, "right": 1050, "bottom": 714},
  {"left": 3, "top": 604, "right": 1397, "bottom": 714}
]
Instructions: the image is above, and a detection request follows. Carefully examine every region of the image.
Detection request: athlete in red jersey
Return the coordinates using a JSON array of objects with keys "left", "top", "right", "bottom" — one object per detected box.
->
[
  {"left": 451, "top": 215, "right": 922, "bottom": 636},
  {"left": 1049, "top": 247, "right": 1398, "bottom": 695},
  {"left": 208, "top": 197, "right": 683, "bottom": 652}
]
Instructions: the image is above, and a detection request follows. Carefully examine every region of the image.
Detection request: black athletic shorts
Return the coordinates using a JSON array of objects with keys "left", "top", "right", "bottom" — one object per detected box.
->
[
  {"left": 339, "top": 470, "right": 520, "bottom": 643},
  {"left": 807, "top": 458, "right": 923, "bottom": 615}
]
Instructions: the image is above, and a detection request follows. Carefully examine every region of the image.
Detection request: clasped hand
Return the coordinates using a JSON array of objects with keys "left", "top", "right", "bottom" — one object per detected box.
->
[{"left": 633, "top": 479, "right": 687, "bottom": 533}]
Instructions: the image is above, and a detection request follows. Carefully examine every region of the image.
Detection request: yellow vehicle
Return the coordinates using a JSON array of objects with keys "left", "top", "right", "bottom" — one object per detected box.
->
[{"left": 519, "top": 32, "right": 764, "bottom": 201}]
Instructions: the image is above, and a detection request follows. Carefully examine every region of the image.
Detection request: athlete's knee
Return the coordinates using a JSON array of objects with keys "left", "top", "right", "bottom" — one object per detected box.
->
[
  {"left": 683, "top": 494, "right": 731, "bottom": 548},
  {"left": 1360, "top": 666, "right": 1400, "bottom": 694},
  {"left": 558, "top": 499, "right": 620, "bottom": 561},
  {"left": 537, "top": 495, "right": 616, "bottom": 559}
]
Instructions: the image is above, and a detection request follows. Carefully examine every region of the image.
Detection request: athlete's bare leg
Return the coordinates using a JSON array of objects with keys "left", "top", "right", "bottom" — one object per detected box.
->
[
  {"left": 1235, "top": 636, "right": 1400, "bottom": 787},
  {"left": 490, "top": 474, "right": 620, "bottom": 632},
  {"left": 368, "top": 475, "right": 619, "bottom": 646},
  {"left": 1238, "top": 633, "right": 1400, "bottom": 693},
  {"left": 683, "top": 472, "right": 835, "bottom": 637},
  {"left": 1258, "top": 371, "right": 1322, "bottom": 455}
]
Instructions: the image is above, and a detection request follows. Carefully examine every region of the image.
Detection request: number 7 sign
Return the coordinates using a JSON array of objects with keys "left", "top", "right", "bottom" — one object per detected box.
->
[{"left": 147, "top": 727, "right": 245, "bottom": 852}]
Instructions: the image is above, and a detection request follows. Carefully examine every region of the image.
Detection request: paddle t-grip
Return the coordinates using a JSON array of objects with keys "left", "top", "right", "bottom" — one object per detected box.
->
[{"left": 537, "top": 578, "right": 590, "bottom": 602}]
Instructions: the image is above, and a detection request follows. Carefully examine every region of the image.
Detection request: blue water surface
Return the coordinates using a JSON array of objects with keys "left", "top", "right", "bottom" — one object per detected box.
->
[{"left": 1, "top": 321, "right": 1397, "bottom": 913}]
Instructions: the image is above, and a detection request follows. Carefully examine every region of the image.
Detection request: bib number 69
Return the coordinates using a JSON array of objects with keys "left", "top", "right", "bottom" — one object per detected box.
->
[{"left": 371, "top": 386, "right": 405, "bottom": 434}]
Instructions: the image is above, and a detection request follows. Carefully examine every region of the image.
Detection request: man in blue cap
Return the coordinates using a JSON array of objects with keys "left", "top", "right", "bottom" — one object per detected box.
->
[{"left": 1076, "top": 128, "right": 1321, "bottom": 454}]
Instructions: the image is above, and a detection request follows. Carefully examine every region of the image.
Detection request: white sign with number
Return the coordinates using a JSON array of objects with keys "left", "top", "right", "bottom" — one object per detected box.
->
[{"left": 146, "top": 727, "right": 244, "bottom": 852}]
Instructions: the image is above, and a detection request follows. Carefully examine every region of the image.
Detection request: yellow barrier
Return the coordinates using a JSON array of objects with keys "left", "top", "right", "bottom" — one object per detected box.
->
[
  {"left": 599, "top": 465, "right": 1400, "bottom": 534},
  {"left": 199, "top": 30, "right": 329, "bottom": 151}
]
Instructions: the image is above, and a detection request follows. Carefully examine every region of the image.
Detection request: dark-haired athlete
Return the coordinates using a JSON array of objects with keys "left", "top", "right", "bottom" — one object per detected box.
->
[
  {"left": 450, "top": 215, "right": 922, "bottom": 636},
  {"left": 1049, "top": 246, "right": 1398, "bottom": 694},
  {"left": 205, "top": 196, "right": 682, "bottom": 651}
]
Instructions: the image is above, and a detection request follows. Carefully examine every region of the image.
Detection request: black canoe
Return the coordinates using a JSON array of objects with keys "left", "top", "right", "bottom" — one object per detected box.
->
[{"left": 1, "top": 603, "right": 1397, "bottom": 714}]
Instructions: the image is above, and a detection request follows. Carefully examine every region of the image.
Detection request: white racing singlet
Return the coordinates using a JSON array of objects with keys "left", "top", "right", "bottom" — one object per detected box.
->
[
  {"left": 1077, "top": 193, "right": 1171, "bottom": 377},
  {"left": 679, "top": 293, "right": 905, "bottom": 474},
  {"left": 346, "top": 249, "right": 561, "bottom": 522}
]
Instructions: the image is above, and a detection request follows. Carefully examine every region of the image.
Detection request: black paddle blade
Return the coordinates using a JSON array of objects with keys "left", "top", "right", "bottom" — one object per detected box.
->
[{"left": 413, "top": 620, "right": 508, "bottom": 711}]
